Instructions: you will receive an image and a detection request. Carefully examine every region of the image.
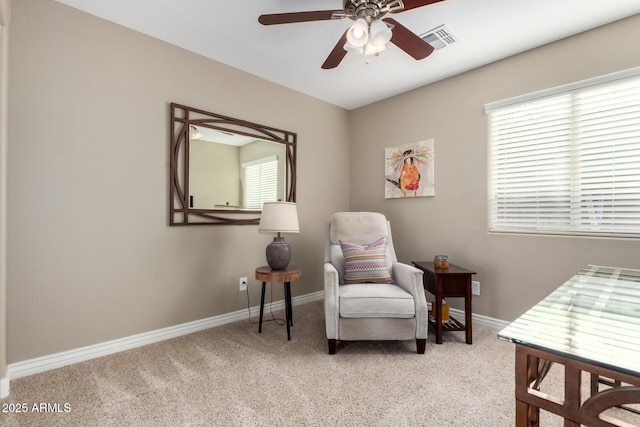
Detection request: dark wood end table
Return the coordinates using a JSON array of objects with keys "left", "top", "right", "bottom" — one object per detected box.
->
[
  {"left": 255, "top": 265, "right": 302, "bottom": 341},
  {"left": 412, "top": 261, "right": 476, "bottom": 344}
]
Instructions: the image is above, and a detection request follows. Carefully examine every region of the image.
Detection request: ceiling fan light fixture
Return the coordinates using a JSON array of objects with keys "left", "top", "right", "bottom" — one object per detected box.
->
[
  {"left": 364, "top": 41, "right": 386, "bottom": 55},
  {"left": 259, "top": 0, "right": 440, "bottom": 69},
  {"left": 344, "top": 40, "right": 364, "bottom": 54},
  {"left": 346, "top": 18, "right": 369, "bottom": 47},
  {"left": 369, "top": 18, "right": 392, "bottom": 47}
]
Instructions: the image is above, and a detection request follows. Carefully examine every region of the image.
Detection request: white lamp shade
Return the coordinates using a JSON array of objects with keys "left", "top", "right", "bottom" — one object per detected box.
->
[
  {"left": 344, "top": 40, "right": 364, "bottom": 54},
  {"left": 258, "top": 202, "right": 300, "bottom": 233},
  {"left": 364, "top": 41, "right": 386, "bottom": 55},
  {"left": 346, "top": 18, "right": 369, "bottom": 47},
  {"left": 369, "top": 19, "right": 392, "bottom": 47}
]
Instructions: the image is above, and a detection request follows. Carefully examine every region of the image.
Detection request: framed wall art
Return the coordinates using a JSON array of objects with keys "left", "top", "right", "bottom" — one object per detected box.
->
[{"left": 385, "top": 139, "right": 434, "bottom": 199}]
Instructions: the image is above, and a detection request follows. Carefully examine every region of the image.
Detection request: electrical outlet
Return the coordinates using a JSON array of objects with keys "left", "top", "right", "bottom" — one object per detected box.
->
[
  {"left": 471, "top": 281, "right": 480, "bottom": 296},
  {"left": 239, "top": 277, "right": 247, "bottom": 292}
]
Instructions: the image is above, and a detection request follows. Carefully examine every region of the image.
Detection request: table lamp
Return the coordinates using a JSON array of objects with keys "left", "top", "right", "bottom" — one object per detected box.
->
[{"left": 258, "top": 201, "right": 300, "bottom": 270}]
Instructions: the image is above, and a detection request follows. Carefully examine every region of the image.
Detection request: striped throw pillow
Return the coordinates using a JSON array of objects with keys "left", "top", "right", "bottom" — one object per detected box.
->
[{"left": 340, "top": 237, "right": 393, "bottom": 284}]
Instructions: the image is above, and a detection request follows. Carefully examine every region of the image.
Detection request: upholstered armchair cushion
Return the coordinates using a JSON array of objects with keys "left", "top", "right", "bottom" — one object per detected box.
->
[
  {"left": 339, "top": 283, "right": 415, "bottom": 318},
  {"left": 340, "top": 237, "right": 394, "bottom": 284}
]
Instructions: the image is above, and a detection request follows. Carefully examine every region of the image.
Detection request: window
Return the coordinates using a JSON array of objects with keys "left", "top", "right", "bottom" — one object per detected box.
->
[
  {"left": 242, "top": 156, "right": 278, "bottom": 210},
  {"left": 486, "top": 68, "right": 640, "bottom": 238}
]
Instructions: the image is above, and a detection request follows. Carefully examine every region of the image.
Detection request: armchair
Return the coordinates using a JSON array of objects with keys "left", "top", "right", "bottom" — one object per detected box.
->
[{"left": 324, "top": 212, "right": 428, "bottom": 354}]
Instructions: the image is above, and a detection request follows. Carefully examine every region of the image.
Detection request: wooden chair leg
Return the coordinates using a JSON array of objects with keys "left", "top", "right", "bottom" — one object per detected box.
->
[
  {"left": 417, "top": 339, "right": 426, "bottom": 354},
  {"left": 328, "top": 339, "right": 336, "bottom": 354}
]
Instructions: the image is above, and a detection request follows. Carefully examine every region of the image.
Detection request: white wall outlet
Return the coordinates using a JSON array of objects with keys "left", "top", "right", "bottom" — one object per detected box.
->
[
  {"left": 239, "top": 277, "right": 248, "bottom": 292},
  {"left": 471, "top": 280, "right": 480, "bottom": 296}
]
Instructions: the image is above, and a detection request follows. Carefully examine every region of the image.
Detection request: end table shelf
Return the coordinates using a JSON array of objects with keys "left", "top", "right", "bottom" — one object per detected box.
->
[{"left": 428, "top": 314, "right": 465, "bottom": 332}]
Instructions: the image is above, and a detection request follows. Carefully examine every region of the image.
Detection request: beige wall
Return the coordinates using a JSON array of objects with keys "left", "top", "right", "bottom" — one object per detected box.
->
[
  {"left": 190, "top": 140, "right": 240, "bottom": 209},
  {"left": 349, "top": 14, "right": 640, "bottom": 321},
  {"left": 7, "top": 0, "right": 350, "bottom": 362},
  {"left": 0, "top": 0, "right": 11, "bottom": 385}
]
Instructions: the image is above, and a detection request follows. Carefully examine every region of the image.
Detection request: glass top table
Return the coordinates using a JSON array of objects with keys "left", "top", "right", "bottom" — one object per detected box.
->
[
  {"left": 499, "top": 265, "right": 640, "bottom": 425},
  {"left": 498, "top": 264, "right": 640, "bottom": 377}
]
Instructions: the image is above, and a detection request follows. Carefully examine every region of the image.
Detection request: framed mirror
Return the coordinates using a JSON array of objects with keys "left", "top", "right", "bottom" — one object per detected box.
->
[{"left": 170, "top": 103, "right": 296, "bottom": 225}]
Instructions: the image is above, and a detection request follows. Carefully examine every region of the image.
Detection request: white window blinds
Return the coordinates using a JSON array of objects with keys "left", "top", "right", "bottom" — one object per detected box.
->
[
  {"left": 242, "top": 156, "right": 278, "bottom": 210},
  {"left": 486, "top": 69, "right": 640, "bottom": 238}
]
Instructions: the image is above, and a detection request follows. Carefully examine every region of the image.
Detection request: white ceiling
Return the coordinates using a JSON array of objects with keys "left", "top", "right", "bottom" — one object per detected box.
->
[
  {"left": 54, "top": 0, "right": 640, "bottom": 110},
  {"left": 193, "top": 126, "right": 258, "bottom": 147}
]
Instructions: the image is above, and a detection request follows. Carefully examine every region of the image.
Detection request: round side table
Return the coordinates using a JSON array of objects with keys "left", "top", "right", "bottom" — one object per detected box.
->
[{"left": 255, "top": 265, "right": 302, "bottom": 341}]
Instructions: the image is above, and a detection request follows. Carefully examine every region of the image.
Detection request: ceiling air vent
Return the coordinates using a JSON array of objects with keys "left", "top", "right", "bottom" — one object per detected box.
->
[{"left": 420, "top": 25, "right": 457, "bottom": 50}]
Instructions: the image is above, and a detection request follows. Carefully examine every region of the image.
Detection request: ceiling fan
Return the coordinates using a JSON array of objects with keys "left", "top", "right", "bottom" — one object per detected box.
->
[{"left": 259, "top": 0, "right": 445, "bottom": 69}]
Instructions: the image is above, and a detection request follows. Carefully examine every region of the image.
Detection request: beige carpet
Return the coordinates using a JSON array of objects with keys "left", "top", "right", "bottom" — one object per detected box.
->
[{"left": 1, "top": 301, "right": 637, "bottom": 426}]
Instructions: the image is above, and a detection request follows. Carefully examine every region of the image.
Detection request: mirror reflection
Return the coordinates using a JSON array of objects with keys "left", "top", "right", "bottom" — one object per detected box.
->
[
  {"left": 170, "top": 103, "right": 296, "bottom": 226},
  {"left": 189, "top": 126, "right": 286, "bottom": 210}
]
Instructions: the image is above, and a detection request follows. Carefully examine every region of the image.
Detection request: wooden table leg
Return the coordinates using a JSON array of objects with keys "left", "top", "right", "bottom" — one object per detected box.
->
[
  {"left": 515, "top": 346, "right": 540, "bottom": 427},
  {"left": 465, "top": 277, "right": 473, "bottom": 344},
  {"left": 516, "top": 400, "right": 535, "bottom": 427},
  {"left": 285, "top": 281, "right": 293, "bottom": 327},
  {"left": 284, "top": 281, "right": 291, "bottom": 340},
  {"left": 259, "top": 281, "right": 266, "bottom": 333},
  {"left": 435, "top": 278, "right": 443, "bottom": 344}
]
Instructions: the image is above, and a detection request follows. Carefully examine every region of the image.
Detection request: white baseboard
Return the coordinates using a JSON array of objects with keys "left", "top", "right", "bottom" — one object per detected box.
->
[
  {"left": 450, "top": 307, "right": 510, "bottom": 330},
  {"left": 0, "top": 377, "right": 9, "bottom": 398},
  {"left": 8, "top": 291, "right": 324, "bottom": 380},
  {"left": 7, "top": 292, "right": 508, "bottom": 383}
]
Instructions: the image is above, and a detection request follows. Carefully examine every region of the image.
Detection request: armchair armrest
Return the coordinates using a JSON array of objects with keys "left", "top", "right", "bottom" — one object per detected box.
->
[
  {"left": 324, "top": 263, "right": 340, "bottom": 340},
  {"left": 393, "top": 262, "right": 428, "bottom": 340}
]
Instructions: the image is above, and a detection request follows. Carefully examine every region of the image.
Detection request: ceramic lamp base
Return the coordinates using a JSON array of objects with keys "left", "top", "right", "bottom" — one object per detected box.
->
[{"left": 266, "top": 236, "right": 292, "bottom": 270}]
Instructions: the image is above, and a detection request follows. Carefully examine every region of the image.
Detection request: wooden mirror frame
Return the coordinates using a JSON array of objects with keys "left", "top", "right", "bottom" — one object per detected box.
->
[{"left": 170, "top": 103, "right": 297, "bottom": 225}]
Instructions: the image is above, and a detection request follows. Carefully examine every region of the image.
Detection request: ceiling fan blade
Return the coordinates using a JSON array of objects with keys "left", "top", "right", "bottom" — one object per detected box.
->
[
  {"left": 321, "top": 30, "right": 349, "bottom": 70},
  {"left": 398, "top": 0, "right": 446, "bottom": 12},
  {"left": 259, "top": 10, "right": 345, "bottom": 25},
  {"left": 384, "top": 18, "right": 434, "bottom": 60}
]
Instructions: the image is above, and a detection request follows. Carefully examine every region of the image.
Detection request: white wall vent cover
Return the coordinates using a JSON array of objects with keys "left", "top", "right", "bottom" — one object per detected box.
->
[{"left": 420, "top": 25, "right": 457, "bottom": 50}]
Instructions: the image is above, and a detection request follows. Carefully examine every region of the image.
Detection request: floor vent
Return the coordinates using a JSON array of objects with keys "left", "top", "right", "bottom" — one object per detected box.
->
[{"left": 420, "top": 25, "right": 457, "bottom": 50}]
